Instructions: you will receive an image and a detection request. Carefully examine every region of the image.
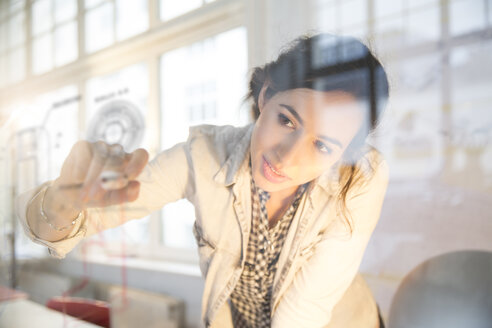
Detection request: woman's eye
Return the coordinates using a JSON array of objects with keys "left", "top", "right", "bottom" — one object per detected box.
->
[
  {"left": 278, "top": 113, "right": 295, "bottom": 128},
  {"left": 314, "top": 140, "right": 332, "bottom": 155}
]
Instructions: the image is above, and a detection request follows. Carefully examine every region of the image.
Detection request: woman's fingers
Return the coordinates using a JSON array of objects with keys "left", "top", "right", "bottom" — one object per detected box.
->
[
  {"left": 124, "top": 148, "right": 149, "bottom": 180},
  {"left": 80, "top": 141, "right": 110, "bottom": 202},
  {"left": 96, "top": 180, "right": 141, "bottom": 207}
]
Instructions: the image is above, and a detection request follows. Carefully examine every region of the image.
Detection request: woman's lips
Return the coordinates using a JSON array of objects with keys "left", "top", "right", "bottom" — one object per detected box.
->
[{"left": 262, "top": 156, "right": 290, "bottom": 183}]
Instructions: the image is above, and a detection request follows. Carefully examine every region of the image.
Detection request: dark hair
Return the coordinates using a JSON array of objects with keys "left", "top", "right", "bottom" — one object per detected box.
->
[{"left": 246, "top": 33, "right": 390, "bottom": 232}]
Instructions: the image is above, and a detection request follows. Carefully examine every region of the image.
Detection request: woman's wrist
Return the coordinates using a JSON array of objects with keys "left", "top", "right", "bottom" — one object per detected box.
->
[{"left": 41, "top": 183, "right": 83, "bottom": 232}]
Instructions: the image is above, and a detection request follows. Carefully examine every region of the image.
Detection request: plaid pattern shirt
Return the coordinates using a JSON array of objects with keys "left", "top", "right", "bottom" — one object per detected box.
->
[{"left": 229, "top": 158, "right": 309, "bottom": 328}]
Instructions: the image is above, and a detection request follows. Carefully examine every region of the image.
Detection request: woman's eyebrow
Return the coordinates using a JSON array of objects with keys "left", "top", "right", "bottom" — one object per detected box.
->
[
  {"left": 319, "top": 135, "right": 342, "bottom": 149},
  {"left": 280, "top": 104, "right": 304, "bottom": 125},
  {"left": 279, "top": 103, "right": 342, "bottom": 149}
]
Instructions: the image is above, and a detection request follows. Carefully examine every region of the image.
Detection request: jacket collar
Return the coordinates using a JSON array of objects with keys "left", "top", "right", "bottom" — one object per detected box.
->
[
  {"left": 212, "top": 123, "right": 340, "bottom": 194},
  {"left": 213, "top": 123, "right": 255, "bottom": 187}
]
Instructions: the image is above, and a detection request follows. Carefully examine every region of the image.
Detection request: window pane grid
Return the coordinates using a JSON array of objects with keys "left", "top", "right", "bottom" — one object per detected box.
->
[
  {"left": 85, "top": 0, "right": 149, "bottom": 54},
  {"left": 159, "top": 0, "right": 211, "bottom": 22},
  {"left": 31, "top": 0, "right": 79, "bottom": 75}
]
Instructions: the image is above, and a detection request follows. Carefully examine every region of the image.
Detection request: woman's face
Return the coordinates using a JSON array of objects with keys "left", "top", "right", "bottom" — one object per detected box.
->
[{"left": 250, "top": 86, "right": 364, "bottom": 194}]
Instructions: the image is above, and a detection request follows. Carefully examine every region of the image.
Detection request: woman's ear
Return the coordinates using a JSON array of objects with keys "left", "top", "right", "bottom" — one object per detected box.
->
[{"left": 258, "top": 82, "right": 270, "bottom": 114}]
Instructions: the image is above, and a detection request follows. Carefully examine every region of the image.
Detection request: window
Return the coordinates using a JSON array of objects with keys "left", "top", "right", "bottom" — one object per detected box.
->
[
  {"left": 311, "top": 0, "right": 368, "bottom": 38},
  {"left": 160, "top": 0, "right": 216, "bottom": 22},
  {"left": 449, "top": 0, "right": 488, "bottom": 36},
  {"left": 31, "top": 0, "right": 78, "bottom": 75},
  {"left": 374, "top": 0, "right": 440, "bottom": 49},
  {"left": 84, "top": 0, "right": 149, "bottom": 54},
  {"left": 0, "top": 0, "right": 26, "bottom": 86},
  {"left": 160, "top": 27, "right": 248, "bottom": 249}
]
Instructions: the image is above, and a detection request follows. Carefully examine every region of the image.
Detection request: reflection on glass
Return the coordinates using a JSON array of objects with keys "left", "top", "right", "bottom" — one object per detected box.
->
[
  {"left": 0, "top": 22, "right": 6, "bottom": 53},
  {"left": 85, "top": 0, "right": 105, "bottom": 10},
  {"left": 85, "top": 2, "right": 114, "bottom": 53},
  {"left": 9, "top": 47, "right": 25, "bottom": 83},
  {"left": 450, "top": 0, "right": 486, "bottom": 36},
  {"left": 449, "top": 42, "right": 492, "bottom": 191},
  {"left": 407, "top": 0, "right": 439, "bottom": 9},
  {"left": 377, "top": 54, "right": 442, "bottom": 179},
  {"left": 340, "top": 0, "right": 367, "bottom": 29},
  {"left": 375, "top": 0, "right": 404, "bottom": 18},
  {"left": 54, "top": 22, "right": 78, "bottom": 67},
  {"left": 375, "top": 17, "right": 404, "bottom": 49},
  {"left": 32, "top": 34, "right": 53, "bottom": 75},
  {"left": 314, "top": 2, "right": 337, "bottom": 32},
  {"left": 115, "top": 0, "right": 148, "bottom": 41},
  {"left": 54, "top": 0, "right": 77, "bottom": 24},
  {"left": 32, "top": 0, "right": 52, "bottom": 37},
  {"left": 0, "top": 55, "right": 6, "bottom": 87},
  {"left": 160, "top": 0, "right": 201, "bottom": 21},
  {"left": 9, "top": 0, "right": 25, "bottom": 13},
  {"left": 407, "top": 5, "right": 440, "bottom": 44},
  {"left": 35, "top": 85, "right": 79, "bottom": 179},
  {"left": 8, "top": 12, "right": 25, "bottom": 48},
  {"left": 85, "top": 64, "right": 150, "bottom": 245}
]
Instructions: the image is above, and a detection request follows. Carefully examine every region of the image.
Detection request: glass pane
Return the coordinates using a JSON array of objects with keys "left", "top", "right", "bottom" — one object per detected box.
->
[
  {"left": 375, "top": 16, "right": 405, "bottom": 50},
  {"left": 54, "top": 22, "right": 77, "bottom": 66},
  {"left": 0, "top": 22, "right": 7, "bottom": 53},
  {"left": 8, "top": 46, "right": 25, "bottom": 83},
  {"left": 160, "top": 27, "right": 248, "bottom": 249},
  {"left": 449, "top": 41, "right": 492, "bottom": 190},
  {"left": 375, "top": 54, "right": 442, "bottom": 179},
  {"left": 407, "top": 5, "right": 440, "bottom": 44},
  {"left": 0, "top": 55, "right": 7, "bottom": 88},
  {"left": 85, "top": 63, "right": 149, "bottom": 151},
  {"left": 450, "top": 0, "right": 486, "bottom": 36},
  {"left": 407, "top": 0, "right": 440, "bottom": 9},
  {"left": 32, "top": 34, "right": 53, "bottom": 75},
  {"left": 160, "top": 0, "right": 201, "bottom": 21},
  {"left": 8, "top": 11, "right": 26, "bottom": 48},
  {"left": 489, "top": 0, "right": 492, "bottom": 25},
  {"left": 32, "top": 0, "right": 53, "bottom": 37},
  {"left": 340, "top": 0, "right": 367, "bottom": 29},
  {"left": 94, "top": 215, "right": 151, "bottom": 245},
  {"left": 85, "top": 64, "right": 150, "bottom": 245},
  {"left": 9, "top": 0, "right": 25, "bottom": 13},
  {"left": 85, "top": 0, "right": 105, "bottom": 10},
  {"left": 85, "top": 2, "right": 114, "bottom": 53},
  {"left": 375, "top": 0, "right": 404, "bottom": 18},
  {"left": 314, "top": 2, "right": 337, "bottom": 32},
  {"left": 115, "top": 0, "right": 148, "bottom": 41},
  {"left": 54, "top": 0, "right": 77, "bottom": 23},
  {"left": 32, "top": 85, "right": 80, "bottom": 179}
]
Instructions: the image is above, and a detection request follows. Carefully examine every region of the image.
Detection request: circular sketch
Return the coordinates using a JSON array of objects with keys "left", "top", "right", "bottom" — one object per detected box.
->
[{"left": 86, "top": 100, "right": 145, "bottom": 151}]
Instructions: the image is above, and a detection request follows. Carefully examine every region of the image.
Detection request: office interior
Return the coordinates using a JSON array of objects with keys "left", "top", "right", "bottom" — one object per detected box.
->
[{"left": 0, "top": 0, "right": 491, "bottom": 327}]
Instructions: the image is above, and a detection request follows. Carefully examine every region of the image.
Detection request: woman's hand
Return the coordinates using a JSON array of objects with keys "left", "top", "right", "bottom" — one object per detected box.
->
[{"left": 45, "top": 140, "right": 149, "bottom": 219}]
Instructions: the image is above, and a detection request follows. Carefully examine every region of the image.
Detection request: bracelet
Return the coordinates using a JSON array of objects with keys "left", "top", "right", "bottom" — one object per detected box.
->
[{"left": 35, "top": 182, "right": 83, "bottom": 232}]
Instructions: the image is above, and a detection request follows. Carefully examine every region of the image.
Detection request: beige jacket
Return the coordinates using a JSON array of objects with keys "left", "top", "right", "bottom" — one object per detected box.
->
[{"left": 16, "top": 123, "right": 389, "bottom": 328}]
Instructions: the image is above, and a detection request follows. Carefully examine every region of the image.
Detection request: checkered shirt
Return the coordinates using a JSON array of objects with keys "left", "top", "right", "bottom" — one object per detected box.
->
[{"left": 229, "top": 159, "right": 309, "bottom": 328}]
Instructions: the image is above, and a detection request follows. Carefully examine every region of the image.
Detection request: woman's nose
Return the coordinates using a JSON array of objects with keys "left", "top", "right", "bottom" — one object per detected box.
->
[{"left": 274, "top": 136, "right": 304, "bottom": 168}]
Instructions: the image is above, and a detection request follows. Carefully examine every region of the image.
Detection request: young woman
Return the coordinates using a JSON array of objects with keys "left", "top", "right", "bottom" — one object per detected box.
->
[{"left": 17, "top": 33, "right": 389, "bottom": 327}]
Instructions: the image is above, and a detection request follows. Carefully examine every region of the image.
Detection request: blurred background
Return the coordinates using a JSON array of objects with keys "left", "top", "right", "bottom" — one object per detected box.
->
[{"left": 0, "top": 0, "right": 491, "bottom": 327}]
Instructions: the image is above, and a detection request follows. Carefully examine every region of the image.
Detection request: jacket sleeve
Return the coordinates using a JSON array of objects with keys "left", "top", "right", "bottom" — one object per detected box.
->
[
  {"left": 271, "top": 158, "right": 389, "bottom": 328},
  {"left": 15, "top": 138, "right": 196, "bottom": 259}
]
